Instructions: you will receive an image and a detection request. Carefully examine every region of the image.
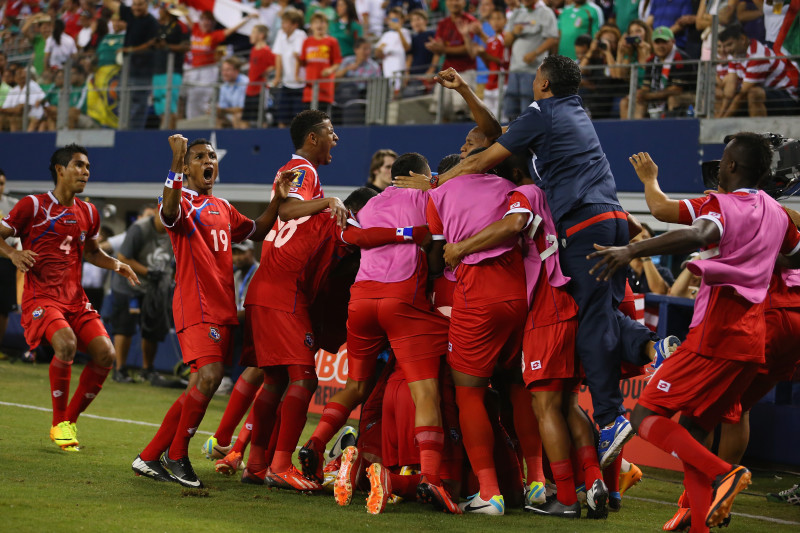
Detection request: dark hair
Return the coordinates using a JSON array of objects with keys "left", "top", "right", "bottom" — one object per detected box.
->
[
  {"left": 0, "top": 168, "right": 5, "bottom": 177},
  {"left": 343, "top": 187, "right": 378, "bottom": 212},
  {"left": 490, "top": 151, "right": 531, "bottom": 184},
  {"left": 719, "top": 24, "right": 745, "bottom": 42},
  {"left": 540, "top": 55, "right": 582, "bottom": 97},
  {"left": 369, "top": 149, "right": 398, "bottom": 181},
  {"left": 185, "top": 138, "right": 212, "bottom": 164},
  {"left": 94, "top": 16, "right": 109, "bottom": 44},
  {"left": 49, "top": 143, "right": 89, "bottom": 184},
  {"left": 200, "top": 10, "right": 215, "bottom": 21},
  {"left": 640, "top": 222, "right": 655, "bottom": 238},
  {"left": 437, "top": 154, "right": 461, "bottom": 174},
  {"left": 727, "top": 132, "right": 773, "bottom": 187},
  {"left": 574, "top": 33, "right": 593, "bottom": 48},
  {"left": 409, "top": 8, "right": 428, "bottom": 20},
  {"left": 53, "top": 18, "right": 65, "bottom": 45},
  {"left": 290, "top": 109, "right": 330, "bottom": 150},
  {"left": 339, "top": 0, "right": 359, "bottom": 32},
  {"left": 353, "top": 37, "right": 369, "bottom": 49},
  {"left": 391, "top": 153, "right": 429, "bottom": 180}
]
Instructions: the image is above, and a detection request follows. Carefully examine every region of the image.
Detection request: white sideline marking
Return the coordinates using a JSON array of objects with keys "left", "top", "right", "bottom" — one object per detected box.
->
[{"left": 626, "top": 496, "right": 800, "bottom": 526}]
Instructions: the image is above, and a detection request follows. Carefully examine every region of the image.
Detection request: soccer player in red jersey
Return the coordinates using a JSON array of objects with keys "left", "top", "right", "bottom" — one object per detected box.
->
[
  {"left": 590, "top": 134, "right": 800, "bottom": 531},
  {"left": 0, "top": 144, "right": 139, "bottom": 452},
  {"left": 131, "top": 134, "right": 292, "bottom": 488}
]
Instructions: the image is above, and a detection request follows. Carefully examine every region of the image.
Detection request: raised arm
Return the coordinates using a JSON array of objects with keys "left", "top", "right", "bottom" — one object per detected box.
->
[
  {"left": 629, "top": 152, "right": 681, "bottom": 223},
  {"left": 443, "top": 213, "right": 527, "bottom": 268},
  {"left": 161, "top": 134, "right": 187, "bottom": 224},
  {"left": 224, "top": 13, "right": 258, "bottom": 38},
  {"left": 435, "top": 68, "right": 502, "bottom": 142}
]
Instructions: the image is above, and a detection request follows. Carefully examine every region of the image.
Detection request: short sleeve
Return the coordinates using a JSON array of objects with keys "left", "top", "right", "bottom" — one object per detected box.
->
[
  {"left": 1, "top": 195, "right": 36, "bottom": 236},
  {"left": 780, "top": 210, "right": 800, "bottom": 256},
  {"left": 229, "top": 203, "right": 256, "bottom": 243},
  {"left": 541, "top": 8, "right": 559, "bottom": 39},
  {"left": 505, "top": 191, "right": 535, "bottom": 231},
  {"left": 119, "top": 222, "right": 143, "bottom": 258},
  {"left": 426, "top": 197, "right": 444, "bottom": 240},
  {"left": 696, "top": 196, "right": 724, "bottom": 238},
  {"left": 300, "top": 39, "right": 309, "bottom": 61},
  {"left": 678, "top": 196, "right": 707, "bottom": 225},
  {"left": 287, "top": 167, "right": 319, "bottom": 201},
  {"left": 88, "top": 202, "right": 101, "bottom": 239},
  {"left": 160, "top": 196, "right": 191, "bottom": 234},
  {"left": 497, "top": 103, "right": 546, "bottom": 155}
]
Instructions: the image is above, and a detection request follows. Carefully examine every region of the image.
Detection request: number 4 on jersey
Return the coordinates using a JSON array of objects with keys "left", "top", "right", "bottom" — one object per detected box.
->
[{"left": 59, "top": 235, "right": 73, "bottom": 254}]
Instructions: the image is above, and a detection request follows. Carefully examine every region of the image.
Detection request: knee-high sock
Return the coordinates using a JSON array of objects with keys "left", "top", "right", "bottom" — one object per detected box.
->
[
  {"left": 455, "top": 386, "right": 500, "bottom": 500},
  {"left": 638, "top": 415, "right": 730, "bottom": 479},
  {"left": 684, "top": 463, "right": 713, "bottom": 533},
  {"left": 388, "top": 472, "right": 422, "bottom": 499},
  {"left": 551, "top": 458, "right": 578, "bottom": 506},
  {"left": 49, "top": 358, "right": 72, "bottom": 425},
  {"left": 66, "top": 361, "right": 111, "bottom": 423},
  {"left": 416, "top": 426, "right": 444, "bottom": 485},
  {"left": 510, "top": 385, "right": 543, "bottom": 485},
  {"left": 231, "top": 408, "right": 254, "bottom": 454},
  {"left": 167, "top": 386, "right": 211, "bottom": 460},
  {"left": 604, "top": 451, "right": 622, "bottom": 494},
  {"left": 214, "top": 377, "right": 259, "bottom": 446},
  {"left": 245, "top": 388, "right": 281, "bottom": 472},
  {"left": 577, "top": 445, "right": 602, "bottom": 488},
  {"left": 309, "top": 401, "right": 350, "bottom": 451},
  {"left": 270, "top": 385, "right": 314, "bottom": 472},
  {"left": 140, "top": 394, "right": 186, "bottom": 461},
  {"left": 264, "top": 404, "right": 282, "bottom": 467}
]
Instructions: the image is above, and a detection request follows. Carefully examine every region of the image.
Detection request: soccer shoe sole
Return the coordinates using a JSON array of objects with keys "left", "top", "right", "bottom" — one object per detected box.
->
[
  {"left": 298, "top": 443, "right": 323, "bottom": 483},
  {"left": 599, "top": 422, "right": 635, "bottom": 470},
  {"left": 706, "top": 465, "right": 751, "bottom": 527},
  {"left": 334, "top": 446, "right": 359, "bottom": 506},
  {"left": 366, "top": 463, "right": 391, "bottom": 515},
  {"left": 417, "top": 482, "right": 462, "bottom": 515},
  {"left": 215, "top": 452, "right": 243, "bottom": 476},
  {"left": 586, "top": 479, "right": 609, "bottom": 519}
]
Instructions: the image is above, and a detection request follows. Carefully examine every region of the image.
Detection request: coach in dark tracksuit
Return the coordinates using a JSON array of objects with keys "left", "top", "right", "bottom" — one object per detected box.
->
[{"left": 431, "top": 55, "right": 658, "bottom": 469}]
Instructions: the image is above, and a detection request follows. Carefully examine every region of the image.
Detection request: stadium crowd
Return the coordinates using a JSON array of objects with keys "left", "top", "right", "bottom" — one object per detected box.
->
[
  {"left": 0, "top": 0, "right": 798, "bottom": 130},
  {"left": 2, "top": 54, "right": 800, "bottom": 533}
]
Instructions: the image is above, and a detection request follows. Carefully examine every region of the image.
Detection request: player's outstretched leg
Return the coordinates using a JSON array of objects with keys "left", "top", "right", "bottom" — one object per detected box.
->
[{"left": 66, "top": 335, "right": 113, "bottom": 441}]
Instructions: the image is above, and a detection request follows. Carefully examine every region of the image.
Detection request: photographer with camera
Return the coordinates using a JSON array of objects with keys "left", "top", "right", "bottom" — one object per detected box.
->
[
  {"left": 611, "top": 19, "right": 652, "bottom": 85},
  {"left": 576, "top": 26, "right": 624, "bottom": 118}
]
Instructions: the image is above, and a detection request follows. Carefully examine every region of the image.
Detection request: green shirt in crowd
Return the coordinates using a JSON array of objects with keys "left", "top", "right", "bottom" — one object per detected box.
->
[
  {"left": 328, "top": 19, "right": 363, "bottom": 57},
  {"left": 96, "top": 32, "right": 126, "bottom": 67},
  {"left": 558, "top": 4, "right": 600, "bottom": 59}
]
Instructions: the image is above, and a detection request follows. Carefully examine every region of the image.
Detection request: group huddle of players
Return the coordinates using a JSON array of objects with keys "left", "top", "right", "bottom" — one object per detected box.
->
[{"left": 3, "top": 56, "right": 799, "bottom": 532}]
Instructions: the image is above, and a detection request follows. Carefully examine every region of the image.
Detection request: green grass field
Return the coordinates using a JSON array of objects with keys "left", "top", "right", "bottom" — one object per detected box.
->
[{"left": 1, "top": 360, "right": 798, "bottom": 532}]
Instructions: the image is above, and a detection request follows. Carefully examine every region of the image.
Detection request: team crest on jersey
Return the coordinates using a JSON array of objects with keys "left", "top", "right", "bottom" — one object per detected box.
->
[
  {"left": 32, "top": 307, "right": 44, "bottom": 319},
  {"left": 208, "top": 326, "right": 221, "bottom": 343},
  {"left": 79, "top": 231, "right": 86, "bottom": 242},
  {"left": 304, "top": 332, "right": 314, "bottom": 348},
  {"left": 290, "top": 169, "right": 306, "bottom": 189}
]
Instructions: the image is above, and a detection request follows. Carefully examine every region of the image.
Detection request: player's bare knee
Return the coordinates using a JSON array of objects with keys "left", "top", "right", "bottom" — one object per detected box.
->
[
  {"left": 630, "top": 404, "right": 650, "bottom": 433},
  {"left": 293, "top": 377, "right": 318, "bottom": 392},
  {"left": 52, "top": 331, "right": 78, "bottom": 361},
  {"left": 90, "top": 338, "right": 115, "bottom": 367},
  {"left": 197, "top": 364, "right": 224, "bottom": 395}
]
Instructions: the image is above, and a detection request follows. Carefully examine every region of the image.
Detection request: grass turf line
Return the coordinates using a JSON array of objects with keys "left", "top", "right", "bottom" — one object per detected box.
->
[{"left": 1, "top": 361, "right": 798, "bottom": 532}]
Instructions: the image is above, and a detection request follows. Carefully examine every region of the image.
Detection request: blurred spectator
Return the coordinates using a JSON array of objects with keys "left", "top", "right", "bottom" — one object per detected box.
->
[
  {"left": 504, "top": 0, "right": 558, "bottom": 119},
  {"left": 759, "top": 0, "right": 790, "bottom": 47},
  {"left": 43, "top": 64, "right": 96, "bottom": 130},
  {"left": 0, "top": 66, "right": 46, "bottom": 132},
  {"left": 273, "top": 8, "right": 307, "bottom": 127},
  {"left": 669, "top": 251, "right": 701, "bottom": 298},
  {"left": 329, "top": 0, "right": 363, "bottom": 58},
  {"left": 268, "top": 0, "right": 296, "bottom": 46},
  {"left": 76, "top": 10, "right": 94, "bottom": 48},
  {"left": 258, "top": 0, "right": 282, "bottom": 39},
  {"left": 244, "top": 24, "right": 276, "bottom": 126},
  {"left": 474, "top": 0, "right": 496, "bottom": 98},
  {"left": 387, "top": 0, "right": 427, "bottom": 12},
  {"left": 718, "top": 24, "right": 799, "bottom": 116},
  {"left": 626, "top": 223, "right": 674, "bottom": 294},
  {"left": 611, "top": 19, "right": 652, "bottom": 93},
  {"left": 152, "top": 2, "right": 189, "bottom": 130},
  {"left": 647, "top": 0, "right": 696, "bottom": 50},
  {"left": 697, "top": 0, "right": 727, "bottom": 59},
  {"left": 104, "top": 0, "right": 159, "bottom": 130},
  {"left": 719, "top": 0, "right": 766, "bottom": 43},
  {"left": 614, "top": 0, "right": 642, "bottom": 35},
  {"left": 366, "top": 149, "right": 398, "bottom": 191},
  {"left": 576, "top": 29, "right": 621, "bottom": 118},
  {"left": 356, "top": 0, "right": 387, "bottom": 39},
  {"left": 307, "top": 0, "right": 337, "bottom": 25},
  {"left": 95, "top": 13, "right": 126, "bottom": 67},
  {"left": 558, "top": 0, "right": 601, "bottom": 59},
  {"left": 376, "top": 7, "right": 411, "bottom": 92},
  {"left": 217, "top": 57, "right": 249, "bottom": 128},
  {"left": 427, "top": 0, "right": 477, "bottom": 119},
  {"left": 299, "top": 12, "right": 342, "bottom": 113},
  {"left": 404, "top": 9, "right": 439, "bottom": 95},
  {"left": 85, "top": 14, "right": 111, "bottom": 52},
  {"left": 620, "top": 26, "right": 696, "bottom": 118},
  {"left": 336, "top": 37, "right": 382, "bottom": 94},
  {"left": 21, "top": 12, "right": 53, "bottom": 75},
  {"left": 184, "top": 10, "right": 255, "bottom": 119},
  {"left": 0, "top": 169, "right": 18, "bottom": 354},
  {"left": 477, "top": 8, "right": 508, "bottom": 117},
  {"left": 233, "top": 240, "right": 258, "bottom": 324},
  {"left": 0, "top": 64, "right": 16, "bottom": 108},
  {"left": 61, "top": 0, "right": 82, "bottom": 39},
  {"left": 44, "top": 18, "right": 79, "bottom": 70}
]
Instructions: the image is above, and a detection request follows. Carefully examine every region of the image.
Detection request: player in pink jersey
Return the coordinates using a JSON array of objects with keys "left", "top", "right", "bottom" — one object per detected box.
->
[
  {"left": 591, "top": 134, "right": 800, "bottom": 531},
  {"left": 0, "top": 144, "right": 139, "bottom": 452},
  {"left": 131, "top": 134, "right": 293, "bottom": 489}
]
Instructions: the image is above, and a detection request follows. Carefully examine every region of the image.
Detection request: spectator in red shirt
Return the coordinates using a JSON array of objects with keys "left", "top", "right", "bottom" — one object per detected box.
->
[
  {"left": 184, "top": 10, "right": 256, "bottom": 119},
  {"left": 299, "top": 12, "right": 342, "bottom": 113},
  {"left": 426, "top": 0, "right": 477, "bottom": 119},
  {"left": 61, "top": 0, "right": 82, "bottom": 39},
  {"left": 244, "top": 24, "right": 276, "bottom": 125}
]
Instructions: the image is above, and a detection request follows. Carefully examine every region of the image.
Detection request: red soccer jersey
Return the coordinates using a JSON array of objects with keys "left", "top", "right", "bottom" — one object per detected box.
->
[
  {"left": 191, "top": 24, "right": 227, "bottom": 67},
  {"left": 160, "top": 189, "right": 255, "bottom": 332},
  {"left": 435, "top": 13, "right": 477, "bottom": 71},
  {"left": 679, "top": 193, "right": 800, "bottom": 362},
  {"left": 62, "top": 9, "right": 81, "bottom": 39},
  {"left": 2, "top": 192, "right": 98, "bottom": 309},
  {"left": 245, "top": 214, "right": 350, "bottom": 313},
  {"left": 300, "top": 35, "right": 342, "bottom": 103},
  {"left": 247, "top": 45, "right": 276, "bottom": 97},
  {"left": 278, "top": 154, "right": 325, "bottom": 203},
  {"left": 485, "top": 33, "right": 507, "bottom": 91}
]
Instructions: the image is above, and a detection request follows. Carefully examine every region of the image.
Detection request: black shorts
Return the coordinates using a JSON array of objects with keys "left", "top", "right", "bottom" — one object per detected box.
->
[
  {"left": 0, "top": 257, "right": 18, "bottom": 314},
  {"left": 110, "top": 291, "right": 169, "bottom": 342}
]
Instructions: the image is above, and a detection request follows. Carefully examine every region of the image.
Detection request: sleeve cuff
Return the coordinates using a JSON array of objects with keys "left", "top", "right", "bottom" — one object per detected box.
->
[
  {"left": 159, "top": 203, "right": 181, "bottom": 229},
  {"left": 287, "top": 193, "right": 305, "bottom": 201},
  {"left": 682, "top": 199, "right": 697, "bottom": 221},
  {"left": 786, "top": 238, "right": 800, "bottom": 257},
  {"left": 431, "top": 234, "right": 446, "bottom": 241},
  {"left": 697, "top": 214, "right": 723, "bottom": 238},
  {"left": 0, "top": 220, "right": 15, "bottom": 236}
]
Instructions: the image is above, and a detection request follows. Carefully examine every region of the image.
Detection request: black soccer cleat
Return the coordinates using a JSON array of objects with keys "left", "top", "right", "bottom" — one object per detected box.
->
[
  {"left": 132, "top": 454, "right": 176, "bottom": 482},
  {"left": 525, "top": 497, "right": 581, "bottom": 518},
  {"left": 585, "top": 479, "right": 609, "bottom": 519},
  {"left": 162, "top": 449, "right": 204, "bottom": 488},
  {"left": 298, "top": 440, "right": 323, "bottom": 483}
]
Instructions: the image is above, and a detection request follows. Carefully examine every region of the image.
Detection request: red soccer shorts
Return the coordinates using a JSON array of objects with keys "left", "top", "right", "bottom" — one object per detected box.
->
[
  {"left": 447, "top": 299, "right": 527, "bottom": 378},
  {"left": 382, "top": 372, "right": 419, "bottom": 468},
  {"left": 177, "top": 322, "right": 234, "bottom": 367},
  {"left": 763, "top": 307, "right": 800, "bottom": 381},
  {"left": 721, "top": 401, "right": 742, "bottom": 424},
  {"left": 246, "top": 305, "right": 316, "bottom": 367},
  {"left": 22, "top": 299, "right": 108, "bottom": 351},
  {"left": 638, "top": 347, "right": 759, "bottom": 432},
  {"left": 432, "top": 276, "right": 456, "bottom": 318},
  {"left": 521, "top": 317, "right": 579, "bottom": 389},
  {"left": 347, "top": 298, "right": 449, "bottom": 382}
]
